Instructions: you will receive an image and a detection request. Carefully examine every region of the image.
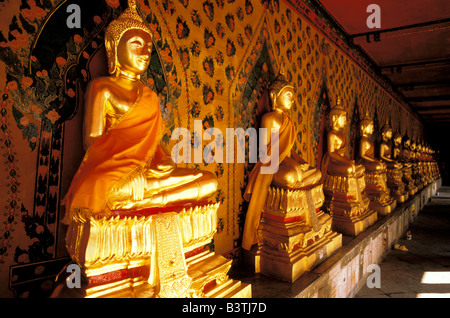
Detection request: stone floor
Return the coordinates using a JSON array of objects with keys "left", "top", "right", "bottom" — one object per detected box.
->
[{"left": 355, "top": 186, "right": 450, "bottom": 298}]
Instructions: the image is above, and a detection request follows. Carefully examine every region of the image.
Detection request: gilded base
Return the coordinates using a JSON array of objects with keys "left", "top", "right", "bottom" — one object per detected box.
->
[
  {"left": 386, "top": 167, "right": 408, "bottom": 204},
  {"left": 323, "top": 173, "right": 378, "bottom": 236},
  {"left": 393, "top": 192, "right": 408, "bottom": 204},
  {"left": 248, "top": 184, "right": 342, "bottom": 282},
  {"left": 259, "top": 229, "right": 342, "bottom": 282},
  {"left": 368, "top": 196, "right": 397, "bottom": 215},
  {"left": 364, "top": 169, "right": 397, "bottom": 216},
  {"left": 401, "top": 166, "right": 418, "bottom": 196},
  {"left": 65, "top": 203, "right": 251, "bottom": 298},
  {"left": 331, "top": 208, "right": 378, "bottom": 236}
]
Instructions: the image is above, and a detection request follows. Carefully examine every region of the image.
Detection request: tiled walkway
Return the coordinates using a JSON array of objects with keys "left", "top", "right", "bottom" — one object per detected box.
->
[{"left": 356, "top": 186, "right": 450, "bottom": 298}]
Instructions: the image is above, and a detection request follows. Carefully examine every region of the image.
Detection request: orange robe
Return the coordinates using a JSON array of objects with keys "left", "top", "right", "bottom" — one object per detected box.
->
[
  {"left": 241, "top": 112, "right": 296, "bottom": 250},
  {"left": 63, "top": 87, "right": 164, "bottom": 222}
]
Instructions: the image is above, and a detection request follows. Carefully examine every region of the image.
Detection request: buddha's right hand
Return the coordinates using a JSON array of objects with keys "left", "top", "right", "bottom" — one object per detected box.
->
[{"left": 146, "top": 158, "right": 175, "bottom": 177}]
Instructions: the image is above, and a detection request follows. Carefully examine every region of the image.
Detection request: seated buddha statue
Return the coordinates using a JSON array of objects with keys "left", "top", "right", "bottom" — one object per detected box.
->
[
  {"left": 400, "top": 135, "right": 413, "bottom": 167},
  {"left": 63, "top": 2, "right": 217, "bottom": 221},
  {"left": 321, "top": 99, "right": 377, "bottom": 235},
  {"left": 242, "top": 75, "right": 341, "bottom": 282},
  {"left": 379, "top": 123, "right": 408, "bottom": 203},
  {"left": 379, "top": 123, "right": 402, "bottom": 169},
  {"left": 242, "top": 74, "right": 323, "bottom": 251},
  {"left": 357, "top": 115, "right": 396, "bottom": 214},
  {"left": 398, "top": 134, "right": 418, "bottom": 194},
  {"left": 417, "top": 142, "right": 431, "bottom": 185},
  {"left": 392, "top": 131, "right": 402, "bottom": 162},
  {"left": 357, "top": 113, "right": 386, "bottom": 173},
  {"left": 60, "top": 1, "right": 252, "bottom": 299},
  {"left": 409, "top": 140, "right": 424, "bottom": 189},
  {"left": 322, "top": 99, "right": 365, "bottom": 178}
]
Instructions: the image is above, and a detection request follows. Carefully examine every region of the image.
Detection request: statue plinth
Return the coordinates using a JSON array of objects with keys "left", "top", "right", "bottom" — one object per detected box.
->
[
  {"left": 401, "top": 165, "right": 418, "bottom": 195},
  {"left": 419, "top": 162, "right": 430, "bottom": 186},
  {"left": 323, "top": 172, "right": 378, "bottom": 236},
  {"left": 386, "top": 167, "right": 409, "bottom": 203},
  {"left": 248, "top": 184, "right": 342, "bottom": 282},
  {"left": 363, "top": 169, "right": 397, "bottom": 215},
  {"left": 65, "top": 203, "right": 251, "bottom": 298},
  {"left": 411, "top": 162, "right": 424, "bottom": 190}
]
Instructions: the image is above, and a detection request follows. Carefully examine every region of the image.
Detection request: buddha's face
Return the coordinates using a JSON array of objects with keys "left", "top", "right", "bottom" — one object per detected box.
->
[
  {"left": 116, "top": 29, "right": 152, "bottom": 75},
  {"left": 386, "top": 130, "right": 392, "bottom": 139},
  {"left": 364, "top": 122, "right": 374, "bottom": 135},
  {"left": 404, "top": 139, "right": 410, "bottom": 148},
  {"left": 337, "top": 113, "right": 346, "bottom": 129},
  {"left": 394, "top": 136, "right": 401, "bottom": 145},
  {"left": 275, "top": 86, "right": 294, "bottom": 111},
  {"left": 411, "top": 142, "right": 416, "bottom": 151}
]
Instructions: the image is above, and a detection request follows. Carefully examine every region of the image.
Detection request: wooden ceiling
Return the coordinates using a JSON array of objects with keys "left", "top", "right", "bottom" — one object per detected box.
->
[{"left": 314, "top": 0, "right": 450, "bottom": 128}]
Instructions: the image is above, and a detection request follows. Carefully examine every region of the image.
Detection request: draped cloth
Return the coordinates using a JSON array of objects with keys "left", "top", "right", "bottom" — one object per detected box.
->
[
  {"left": 63, "top": 86, "right": 164, "bottom": 223},
  {"left": 241, "top": 112, "right": 296, "bottom": 251},
  {"left": 320, "top": 133, "right": 350, "bottom": 179}
]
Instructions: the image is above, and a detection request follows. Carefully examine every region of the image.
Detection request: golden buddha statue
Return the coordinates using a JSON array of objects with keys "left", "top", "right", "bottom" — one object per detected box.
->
[
  {"left": 426, "top": 146, "right": 438, "bottom": 180},
  {"left": 62, "top": 0, "right": 250, "bottom": 298},
  {"left": 321, "top": 99, "right": 377, "bottom": 236},
  {"left": 431, "top": 147, "right": 441, "bottom": 179},
  {"left": 394, "top": 133, "right": 417, "bottom": 195},
  {"left": 418, "top": 143, "right": 432, "bottom": 185},
  {"left": 409, "top": 140, "right": 424, "bottom": 190},
  {"left": 379, "top": 123, "right": 408, "bottom": 203},
  {"left": 357, "top": 115, "right": 396, "bottom": 215},
  {"left": 242, "top": 74, "right": 341, "bottom": 282}
]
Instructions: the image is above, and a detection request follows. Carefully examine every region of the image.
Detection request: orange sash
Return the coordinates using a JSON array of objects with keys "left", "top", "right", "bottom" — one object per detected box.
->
[{"left": 63, "top": 87, "right": 164, "bottom": 222}]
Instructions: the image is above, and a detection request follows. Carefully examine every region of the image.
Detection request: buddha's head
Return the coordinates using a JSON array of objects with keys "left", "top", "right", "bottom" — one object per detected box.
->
[
  {"left": 402, "top": 134, "right": 411, "bottom": 149},
  {"left": 360, "top": 112, "right": 374, "bottom": 136},
  {"left": 381, "top": 122, "right": 393, "bottom": 141},
  {"left": 329, "top": 97, "right": 347, "bottom": 130},
  {"left": 105, "top": 0, "right": 153, "bottom": 77},
  {"left": 269, "top": 74, "right": 295, "bottom": 112},
  {"left": 411, "top": 140, "right": 416, "bottom": 151},
  {"left": 393, "top": 131, "right": 402, "bottom": 146}
]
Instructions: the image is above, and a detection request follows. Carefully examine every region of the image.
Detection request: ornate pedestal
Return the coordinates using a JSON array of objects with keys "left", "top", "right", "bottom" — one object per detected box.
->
[
  {"left": 65, "top": 203, "right": 251, "bottom": 298},
  {"left": 323, "top": 173, "right": 378, "bottom": 236},
  {"left": 402, "top": 165, "right": 418, "bottom": 196},
  {"left": 423, "top": 161, "right": 435, "bottom": 184},
  {"left": 247, "top": 184, "right": 342, "bottom": 282},
  {"left": 411, "top": 163, "right": 424, "bottom": 191},
  {"left": 363, "top": 170, "right": 397, "bottom": 215},
  {"left": 420, "top": 162, "right": 432, "bottom": 185},
  {"left": 386, "top": 167, "right": 408, "bottom": 203}
]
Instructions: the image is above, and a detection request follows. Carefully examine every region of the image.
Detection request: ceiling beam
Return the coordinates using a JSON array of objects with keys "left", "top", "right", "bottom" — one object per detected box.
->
[
  {"left": 406, "top": 95, "right": 450, "bottom": 103},
  {"left": 350, "top": 18, "right": 450, "bottom": 39},
  {"left": 422, "top": 112, "right": 450, "bottom": 117},
  {"left": 380, "top": 59, "right": 450, "bottom": 71},
  {"left": 415, "top": 105, "right": 450, "bottom": 112},
  {"left": 395, "top": 79, "right": 450, "bottom": 90},
  {"left": 425, "top": 117, "right": 450, "bottom": 121}
]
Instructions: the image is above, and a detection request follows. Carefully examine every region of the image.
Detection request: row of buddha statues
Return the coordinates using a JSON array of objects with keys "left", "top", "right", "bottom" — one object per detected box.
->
[
  {"left": 241, "top": 79, "right": 440, "bottom": 283},
  {"left": 59, "top": 0, "right": 440, "bottom": 298}
]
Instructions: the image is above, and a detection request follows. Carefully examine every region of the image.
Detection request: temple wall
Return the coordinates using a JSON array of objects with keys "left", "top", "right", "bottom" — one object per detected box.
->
[{"left": 0, "top": 0, "right": 424, "bottom": 297}]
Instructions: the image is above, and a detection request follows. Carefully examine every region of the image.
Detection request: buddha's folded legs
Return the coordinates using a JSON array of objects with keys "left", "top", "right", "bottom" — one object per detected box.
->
[
  {"left": 272, "top": 157, "right": 322, "bottom": 188},
  {"left": 107, "top": 168, "right": 218, "bottom": 210},
  {"left": 328, "top": 160, "right": 364, "bottom": 177},
  {"left": 301, "top": 167, "right": 322, "bottom": 186}
]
